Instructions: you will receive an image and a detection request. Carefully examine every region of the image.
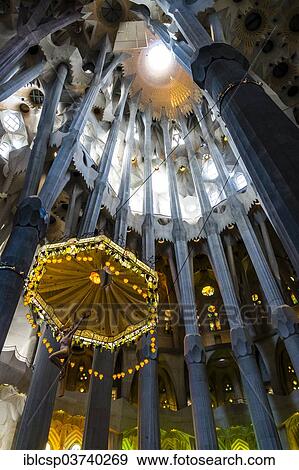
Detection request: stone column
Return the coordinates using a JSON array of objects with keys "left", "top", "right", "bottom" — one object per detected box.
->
[
  {"left": 64, "top": 184, "right": 83, "bottom": 238},
  {"left": 199, "top": 114, "right": 299, "bottom": 380},
  {"left": 79, "top": 75, "right": 134, "bottom": 236},
  {"left": 14, "top": 327, "right": 60, "bottom": 449},
  {"left": 82, "top": 77, "right": 134, "bottom": 450},
  {"left": 0, "top": 0, "right": 81, "bottom": 81},
  {"left": 114, "top": 90, "right": 141, "bottom": 246},
  {"left": 224, "top": 235, "right": 241, "bottom": 303},
  {"left": 138, "top": 105, "right": 160, "bottom": 450},
  {"left": 0, "top": 197, "right": 47, "bottom": 352},
  {"left": 254, "top": 211, "right": 281, "bottom": 286},
  {"left": 192, "top": 43, "right": 299, "bottom": 274},
  {"left": 156, "top": 0, "right": 212, "bottom": 52},
  {"left": 0, "top": 61, "right": 45, "bottom": 102},
  {"left": 39, "top": 39, "right": 124, "bottom": 213},
  {"left": 178, "top": 113, "right": 282, "bottom": 449},
  {"left": 209, "top": 12, "right": 226, "bottom": 43},
  {"left": 22, "top": 63, "right": 68, "bottom": 198},
  {"left": 83, "top": 348, "right": 114, "bottom": 450},
  {"left": 160, "top": 113, "right": 218, "bottom": 449}
]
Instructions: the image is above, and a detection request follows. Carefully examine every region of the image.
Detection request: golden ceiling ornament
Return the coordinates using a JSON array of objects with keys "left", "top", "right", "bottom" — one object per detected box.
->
[
  {"left": 281, "top": 7, "right": 299, "bottom": 50},
  {"left": 119, "top": 28, "right": 202, "bottom": 120},
  {"left": 231, "top": 5, "right": 272, "bottom": 55},
  {"left": 267, "top": 59, "right": 298, "bottom": 90},
  {"left": 24, "top": 235, "right": 159, "bottom": 350}
]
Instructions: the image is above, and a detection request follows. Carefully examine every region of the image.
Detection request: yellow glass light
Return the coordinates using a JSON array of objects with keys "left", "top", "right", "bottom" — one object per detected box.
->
[
  {"left": 208, "top": 305, "right": 216, "bottom": 313},
  {"left": 66, "top": 255, "right": 72, "bottom": 261},
  {"left": 88, "top": 369, "right": 93, "bottom": 375},
  {"left": 89, "top": 271, "right": 101, "bottom": 285},
  {"left": 128, "top": 368, "right": 133, "bottom": 374},
  {"left": 201, "top": 285, "right": 214, "bottom": 297},
  {"left": 123, "top": 278, "right": 129, "bottom": 284},
  {"left": 144, "top": 359, "right": 149, "bottom": 364},
  {"left": 133, "top": 285, "right": 138, "bottom": 290},
  {"left": 251, "top": 293, "right": 259, "bottom": 302}
]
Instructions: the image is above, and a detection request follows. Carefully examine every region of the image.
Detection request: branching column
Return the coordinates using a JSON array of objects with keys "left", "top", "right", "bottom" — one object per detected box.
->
[
  {"left": 79, "top": 75, "right": 134, "bottom": 236},
  {"left": 0, "top": 0, "right": 81, "bottom": 81},
  {"left": 178, "top": 113, "right": 282, "bottom": 449},
  {"left": 191, "top": 43, "right": 299, "bottom": 274},
  {"left": 198, "top": 113, "right": 299, "bottom": 380},
  {"left": 114, "top": 90, "right": 141, "bottom": 246},
  {"left": 138, "top": 105, "right": 160, "bottom": 450},
  {"left": 14, "top": 327, "right": 60, "bottom": 449},
  {"left": 39, "top": 37, "right": 120, "bottom": 212},
  {"left": 0, "top": 61, "right": 45, "bottom": 102},
  {"left": 0, "top": 197, "right": 47, "bottom": 352},
  {"left": 82, "top": 77, "right": 134, "bottom": 450},
  {"left": 160, "top": 113, "right": 218, "bottom": 450},
  {"left": 156, "top": 0, "right": 212, "bottom": 52},
  {"left": 22, "top": 63, "right": 68, "bottom": 198}
]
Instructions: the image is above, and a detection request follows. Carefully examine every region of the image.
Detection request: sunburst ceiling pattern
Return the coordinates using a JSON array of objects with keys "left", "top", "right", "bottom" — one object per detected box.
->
[{"left": 115, "top": 23, "right": 202, "bottom": 119}]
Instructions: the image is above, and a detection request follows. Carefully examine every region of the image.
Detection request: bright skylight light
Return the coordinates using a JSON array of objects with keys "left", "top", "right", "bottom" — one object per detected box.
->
[{"left": 147, "top": 42, "right": 173, "bottom": 73}]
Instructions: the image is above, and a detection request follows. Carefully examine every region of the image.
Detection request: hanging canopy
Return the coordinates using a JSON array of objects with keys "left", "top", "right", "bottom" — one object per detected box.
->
[{"left": 24, "top": 235, "right": 159, "bottom": 349}]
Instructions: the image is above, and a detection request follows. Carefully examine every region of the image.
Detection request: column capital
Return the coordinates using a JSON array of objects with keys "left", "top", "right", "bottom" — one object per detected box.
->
[
  {"left": 272, "top": 305, "right": 299, "bottom": 339},
  {"left": 172, "top": 218, "right": 187, "bottom": 241},
  {"left": 15, "top": 196, "right": 48, "bottom": 240},
  {"left": 184, "top": 334, "right": 206, "bottom": 365},
  {"left": 192, "top": 43, "right": 249, "bottom": 89},
  {"left": 230, "top": 326, "right": 254, "bottom": 359},
  {"left": 253, "top": 209, "right": 267, "bottom": 225}
]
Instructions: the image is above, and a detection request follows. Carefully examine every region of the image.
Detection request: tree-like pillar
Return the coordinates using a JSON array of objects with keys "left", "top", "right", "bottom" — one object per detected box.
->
[
  {"left": 114, "top": 90, "right": 141, "bottom": 246},
  {"left": 160, "top": 113, "right": 218, "bottom": 449},
  {"left": 192, "top": 43, "right": 299, "bottom": 274},
  {"left": 254, "top": 211, "right": 282, "bottom": 287},
  {"left": 0, "top": 0, "right": 81, "bottom": 81},
  {"left": 79, "top": 75, "right": 134, "bottom": 236},
  {"left": 22, "top": 63, "right": 68, "bottom": 198},
  {"left": 83, "top": 348, "right": 114, "bottom": 450},
  {"left": 178, "top": 113, "right": 282, "bottom": 449},
  {"left": 138, "top": 105, "right": 160, "bottom": 450},
  {"left": 156, "top": 0, "right": 212, "bottom": 52},
  {"left": 0, "top": 61, "right": 45, "bottom": 103},
  {"left": 14, "top": 327, "right": 60, "bottom": 449},
  {"left": 0, "top": 197, "right": 48, "bottom": 352},
  {"left": 199, "top": 114, "right": 299, "bottom": 380},
  {"left": 81, "top": 77, "right": 133, "bottom": 450},
  {"left": 39, "top": 39, "right": 123, "bottom": 213}
]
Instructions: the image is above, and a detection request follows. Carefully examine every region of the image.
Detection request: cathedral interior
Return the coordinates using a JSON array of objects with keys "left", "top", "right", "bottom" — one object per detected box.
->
[{"left": 0, "top": 0, "right": 299, "bottom": 451}]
